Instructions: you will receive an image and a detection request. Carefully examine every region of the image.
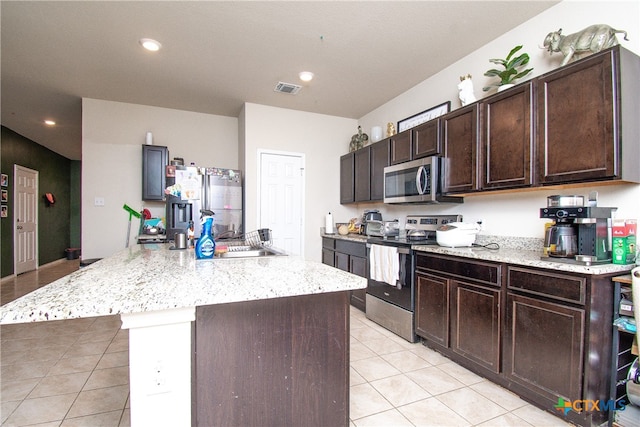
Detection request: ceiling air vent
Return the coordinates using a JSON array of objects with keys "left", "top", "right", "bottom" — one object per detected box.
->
[{"left": 274, "top": 81, "right": 302, "bottom": 95}]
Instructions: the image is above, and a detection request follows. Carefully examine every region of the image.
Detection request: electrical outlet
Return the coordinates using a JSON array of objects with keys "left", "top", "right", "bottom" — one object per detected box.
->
[
  {"left": 148, "top": 359, "right": 170, "bottom": 395},
  {"left": 94, "top": 197, "right": 105, "bottom": 207}
]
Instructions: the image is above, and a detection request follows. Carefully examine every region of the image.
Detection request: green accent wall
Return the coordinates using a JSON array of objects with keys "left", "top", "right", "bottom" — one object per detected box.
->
[{"left": 1, "top": 126, "right": 80, "bottom": 278}]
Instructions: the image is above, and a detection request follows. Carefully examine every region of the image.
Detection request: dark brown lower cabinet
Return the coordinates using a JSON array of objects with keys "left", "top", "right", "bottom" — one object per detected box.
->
[
  {"left": 504, "top": 292, "right": 585, "bottom": 401},
  {"left": 415, "top": 272, "right": 449, "bottom": 348},
  {"left": 415, "top": 254, "right": 617, "bottom": 427},
  {"left": 450, "top": 281, "right": 500, "bottom": 373},
  {"left": 322, "top": 237, "right": 367, "bottom": 312},
  {"left": 195, "top": 291, "right": 349, "bottom": 427}
]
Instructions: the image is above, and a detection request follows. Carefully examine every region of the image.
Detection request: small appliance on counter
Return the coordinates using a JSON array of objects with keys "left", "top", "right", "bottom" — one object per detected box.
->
[
  {"left": 365, "top": 219, "right": 400, "bottom": 237},
  {"left": 435, "top": 222, "right": 482, "bottom": 247},
  {"left": 540, "top": 194, "right": 617, "bottom": 265},
  {"left": 362, "top": 209, "right": 382, "bottom": 235}
]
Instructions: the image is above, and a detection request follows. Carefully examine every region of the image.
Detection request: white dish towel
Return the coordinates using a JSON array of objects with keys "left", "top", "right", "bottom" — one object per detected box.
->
[{"left": 369, "top": 244, "right": 399, "bottom": 287}]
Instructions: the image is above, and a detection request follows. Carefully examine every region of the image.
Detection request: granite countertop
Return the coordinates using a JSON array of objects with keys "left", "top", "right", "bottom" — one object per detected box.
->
[
  {"left": 0, "top": 244, "right": 366, "bottom": 325},
  {"left": 322, "top": 231, "right": 634, "bottom": 275}
]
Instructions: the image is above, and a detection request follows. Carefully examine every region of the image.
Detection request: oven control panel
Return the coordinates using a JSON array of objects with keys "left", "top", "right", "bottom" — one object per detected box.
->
[{"left": 405, "top": 214, "right": 462, "bottom": 231}]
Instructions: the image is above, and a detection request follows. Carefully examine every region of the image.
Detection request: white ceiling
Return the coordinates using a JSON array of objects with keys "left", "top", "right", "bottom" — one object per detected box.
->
[{"left": 1, "top": 1, "right": 558, "bottom": 160}]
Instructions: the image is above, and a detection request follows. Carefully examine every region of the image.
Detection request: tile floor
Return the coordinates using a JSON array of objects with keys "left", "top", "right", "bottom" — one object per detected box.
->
[{"left": 1, "top": 260, "right": 575, "bottom": 426}]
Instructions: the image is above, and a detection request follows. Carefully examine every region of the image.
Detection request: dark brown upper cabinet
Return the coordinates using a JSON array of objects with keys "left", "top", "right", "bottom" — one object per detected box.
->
[
  {"left": 142, "top": 144, "right": 168, "bottom": 201},
  {"left": 389, "top": 130, "right": 412, "bottom": 165},
  {"left": 481, "top": 82, "right": 534, "bottom": 190},
  {"left": 370, "top": 138, "right": 390, "bottom": 201},
  {"left": 412, "top": 118, "right": 442, "bottom": 159},
  {"left": 339, "top": 152, "right": 355, "bottom": 204},
  {"left": 441, "top": 104, "right": 480, "bottom": 194},
  {"left": 354, "top": 147, "right": 371, "bottom": 202},
  {"left": 537, "top": 45, "right": 639, "bottom": 185}
]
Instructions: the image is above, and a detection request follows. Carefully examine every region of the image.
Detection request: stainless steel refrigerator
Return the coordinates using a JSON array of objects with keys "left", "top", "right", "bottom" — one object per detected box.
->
[{"left": 165, "top": 166, "right": 243, "bottom": 241}]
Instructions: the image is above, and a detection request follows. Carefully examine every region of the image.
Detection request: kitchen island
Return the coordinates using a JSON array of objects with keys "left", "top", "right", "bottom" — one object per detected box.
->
[{"left": 0, "top": 244, "right": 366, "bottom": 426}]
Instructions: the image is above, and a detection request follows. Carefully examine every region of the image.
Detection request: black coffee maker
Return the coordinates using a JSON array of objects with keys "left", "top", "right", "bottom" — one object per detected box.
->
[{"left": 540, "top": 206, "right": 617, "bottom": 264}]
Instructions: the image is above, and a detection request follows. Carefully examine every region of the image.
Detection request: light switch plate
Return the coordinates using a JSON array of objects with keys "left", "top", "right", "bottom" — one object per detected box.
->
[{"left": 94, "top": 197, "right": 105, "bottom": 207}]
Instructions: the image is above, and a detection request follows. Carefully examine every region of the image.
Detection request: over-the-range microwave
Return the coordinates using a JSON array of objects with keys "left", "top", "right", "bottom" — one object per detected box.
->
[{"left": 383, "top": 156, "right": 462, "bottom": 204}]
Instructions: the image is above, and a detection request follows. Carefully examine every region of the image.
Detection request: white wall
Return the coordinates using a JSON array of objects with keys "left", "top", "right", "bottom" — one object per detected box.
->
[
  {"left": 358, "top": 1, "right": 640, "bottom": 238},
  {"left": 82, "top": 98, "right": 238, "bottom": 259},
  {"left": 241, "top": 103, "right": 357, "bottom": 259}
]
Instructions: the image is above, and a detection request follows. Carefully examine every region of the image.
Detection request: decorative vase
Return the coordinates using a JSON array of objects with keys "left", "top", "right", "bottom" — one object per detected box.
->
[{"left": 497, "top": 83, "right": 515, "bottom": 92}]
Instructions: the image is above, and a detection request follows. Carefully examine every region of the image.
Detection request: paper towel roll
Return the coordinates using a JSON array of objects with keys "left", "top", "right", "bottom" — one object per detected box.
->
[
  {"left": 325, "top": 212, "right": 334, "bottom": 234},
  {"left": 145, "top": 132, "right": 153, "bottom": 145}
]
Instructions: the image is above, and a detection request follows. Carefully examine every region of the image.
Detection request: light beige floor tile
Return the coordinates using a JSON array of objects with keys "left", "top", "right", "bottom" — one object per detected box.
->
[
  {"left": 352, "top": 408, "right": 414, "bottom": 426},
  {"left": 1, "top": 345, "right": 68, "bottom": 366},
  {"left": 48, "top": 354, "right": 101, "bottom": 376},
  {"left": 476, "top": 412, "right": 534, "bottom": 427},
  {"left": 361, "top": 337, "right": 407, "bottom": 355},
  {"left": 349, "top": 383, "right": 393, "bottom": 420},
  {"left": 28, "top": 372, "right": 91, "bottom": 398},
  {"left": 370, "top": 374, "right": 431, "bottom": 407},
  {"left": 399, "top": 397, "right": 471, "bottom": 427},
  {"left": 66, "top": 385, "right": 129, "bottom": 418},
  {"left": 437, "top": 387, "right": 507, "bottom": 424},
  {"left": 470, "top": 380, "right": 528, "bottom": 411},
  {"left": 60, "top": 409, "right": 124, "bottom": 427},
  {"left": 351, "top": 341, "right": 377, "bottom": 362},
  {"left": 1, "top": 400, "right": 21, "bottom": 423},
  {"left": 381, "top": 349, "right": 432, "bottom": 373},
  {"left": 1, "top": 378, "right": 40, "bottom": 401},
  {"left": 62, "top": 340, "right": 111, "bottom": 359},
  {"left": 96, "top": 351, "right": 129, "bottom": 370},
  {"left": 4, "top": 393, "right": 77, "bottom": 426},
  {"left": 350, "top": 367, "right": 366, "bottom": 386},
  {"left": 105, "top": 337, "right": 128, "bottom": 354},
  {"left": 406, "top": 366, "right": 465, "bottom": 396},
  {"left": 87, "top": 315, "right": 121, "bottom": 331},
  {"left": 76, "top": 329, "right": 119, "bottom": 344},
  {"left": 1, "top": 359, "right": 56, "bottom": 381},
  {"left": 350, "top": 326, "right": 388, "bottom": 343},
  {"left": 351, "top": 356, "right": 401, "bottom": 382},
  {"left": 437, "top": 361, "right": 485, "bottom": 385},
  {"left": 351, "top": 317, "right": 368, "bottom": 330},
  {"left": 511, "top": 404, "right": 574, "bottom": 426},
  {"left": 119, "top": 408, "right": 131, "bottom": 427},
  {"left": 83, "top": 366, "right": 129, "bottom": 390},
  {"left": 410, "top": 344, "right": 451, "bottom": 366}
]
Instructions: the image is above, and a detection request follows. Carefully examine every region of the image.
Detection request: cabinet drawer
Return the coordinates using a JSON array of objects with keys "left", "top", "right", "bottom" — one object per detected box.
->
[
  {"left": 322, "top": 237, "right": 336, "bottom": 250},
  {"left": 416, "top": 254, "right": 500, "bottom": 287},
  {"left": 507, "top": 266, "right": 586, "bottom": 305},
  {"left": 335, "top": 240, "right": 366, "bottom": 258}
]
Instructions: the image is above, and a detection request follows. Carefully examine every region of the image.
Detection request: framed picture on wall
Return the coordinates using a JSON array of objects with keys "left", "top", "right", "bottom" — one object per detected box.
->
[
  {"left": 397, "top": 101, "right": 451, "bottom": 132},
  {"left": 1, "top": 174, "right": 7, "bottom": 187},
  {"left": 1, "top": 190, "right": 7, "bottom": 203},
  {"left": 1, "top": 205, "right": 7, "bottom": 218}
]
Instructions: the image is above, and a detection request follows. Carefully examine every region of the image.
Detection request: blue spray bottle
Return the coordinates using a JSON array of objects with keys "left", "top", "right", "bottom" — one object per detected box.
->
[{"left": 195, "top": 209, "right": 216, "bottom": 259}]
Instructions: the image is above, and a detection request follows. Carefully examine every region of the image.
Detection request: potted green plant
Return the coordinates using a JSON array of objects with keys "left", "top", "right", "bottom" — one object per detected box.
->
[{"left": 482, "top": 45, "right": 533, "bottom": 92}]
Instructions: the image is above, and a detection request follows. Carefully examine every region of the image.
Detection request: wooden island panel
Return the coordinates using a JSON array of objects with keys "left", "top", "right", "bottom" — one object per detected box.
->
[{"left": 195, "top": 291, "right": 350, "bottom": 427}]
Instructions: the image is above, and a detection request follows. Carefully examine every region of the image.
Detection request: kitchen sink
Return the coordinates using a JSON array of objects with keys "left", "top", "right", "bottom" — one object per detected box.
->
[{"left": 215, "top": 246, "right": 286, "bottom": 258}]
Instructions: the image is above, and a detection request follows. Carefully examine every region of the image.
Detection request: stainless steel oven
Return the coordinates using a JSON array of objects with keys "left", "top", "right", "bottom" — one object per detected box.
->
[{"left": 365, "top": 214, "right": 462, "bottom": 343}]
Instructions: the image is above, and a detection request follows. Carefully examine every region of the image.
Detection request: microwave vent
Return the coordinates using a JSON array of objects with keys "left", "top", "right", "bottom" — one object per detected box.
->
[{"left": 274, "top": 81, "right": 302, "bottom": 95}]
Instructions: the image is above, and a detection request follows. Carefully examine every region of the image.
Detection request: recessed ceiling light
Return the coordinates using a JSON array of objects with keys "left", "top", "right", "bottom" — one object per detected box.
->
[
  {"left": 139, "top": 38, "right": 162, "bottom": 52},
  {"left": 44, "top": 120, "right": 56, "bottom": 126},
  {"left": 299, "top": 71, "right": 314, "bottom": 82}
]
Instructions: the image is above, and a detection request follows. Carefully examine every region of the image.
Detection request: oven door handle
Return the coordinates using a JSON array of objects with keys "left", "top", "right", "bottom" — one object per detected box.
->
[{"left": 366, "top": 243, "right": 411, "bottom": 255}]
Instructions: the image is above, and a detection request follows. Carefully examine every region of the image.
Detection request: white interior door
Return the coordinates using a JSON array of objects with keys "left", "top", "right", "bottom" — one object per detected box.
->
[
  {"left": 14, "top": 165, "right": 38, "bottom": 274},
  {"left": 259, "top": 151, "right": 304, "bottom": 256}
]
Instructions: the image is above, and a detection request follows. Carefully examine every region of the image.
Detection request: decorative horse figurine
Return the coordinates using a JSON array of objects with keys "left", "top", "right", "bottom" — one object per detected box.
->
[{"left": 458, "top": 74, "right": 477, "bottom": 106}]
